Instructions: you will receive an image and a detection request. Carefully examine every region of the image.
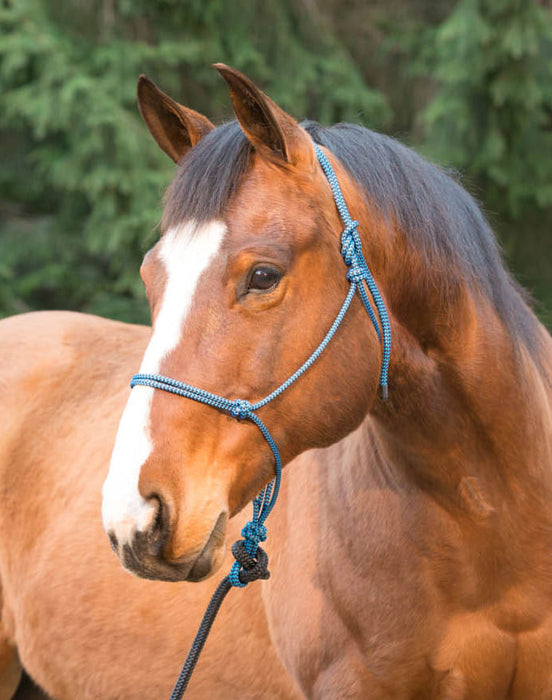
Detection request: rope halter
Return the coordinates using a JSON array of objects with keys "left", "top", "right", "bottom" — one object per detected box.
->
[
  {"left": 131, "top": 143, "right": 391, "bottom": 593},
  {"left": 130, "top": 141, "right": 392, "bottom": 699}
]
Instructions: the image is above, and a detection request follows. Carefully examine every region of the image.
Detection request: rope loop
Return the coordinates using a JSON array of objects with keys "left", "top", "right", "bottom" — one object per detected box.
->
[
  {"left": 229, "top": 541, "right": 270, "bottom": 588},
  {"left": 230, "top": 399, "right": 253, "bottom": 421}
]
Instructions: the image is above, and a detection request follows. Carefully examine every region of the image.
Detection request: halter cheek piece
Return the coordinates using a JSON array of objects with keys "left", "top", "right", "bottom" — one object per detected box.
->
[{"left": 130, "top": 144, "right": 391, "bottom": 698}]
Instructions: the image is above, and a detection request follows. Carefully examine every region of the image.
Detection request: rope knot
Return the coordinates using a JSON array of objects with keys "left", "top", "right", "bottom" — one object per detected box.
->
[
  {"left": 346, "top": 261, "right": 368, "bottom": 284},
  {"left": 241, "top": 521, "right": 267, "bottom": 545},
  {"left": 340, "top": 220, "right": 361, "bottom": 266},
  {"left": 230, "top": 399, "right": 252, "bottom": 421},
  {"left": 229, "top": 540, "right": 270, "bottom": 588}
]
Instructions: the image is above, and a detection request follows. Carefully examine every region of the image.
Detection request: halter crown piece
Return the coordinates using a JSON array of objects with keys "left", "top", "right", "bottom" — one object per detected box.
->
[{"left": 130, "top": 143, "right": 391, "bottom": 698}]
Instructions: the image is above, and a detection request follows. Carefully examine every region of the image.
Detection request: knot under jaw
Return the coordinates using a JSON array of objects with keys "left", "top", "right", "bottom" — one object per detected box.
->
[
  {"left": 241, "top": 521, "right": 267, "bottom": 545},
  {"left": 229, "top": 540, "right": 270, "bottom": 587}
]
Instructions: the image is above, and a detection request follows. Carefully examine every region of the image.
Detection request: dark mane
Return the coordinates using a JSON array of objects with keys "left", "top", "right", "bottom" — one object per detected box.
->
[{"left": 164, "top": 119, "right": 541, "bottom": 352}]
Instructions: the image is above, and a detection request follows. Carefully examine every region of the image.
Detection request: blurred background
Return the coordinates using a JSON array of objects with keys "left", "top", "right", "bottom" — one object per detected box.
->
[{"left": 1, "top": 0, "right": 551, "bottom": 327}]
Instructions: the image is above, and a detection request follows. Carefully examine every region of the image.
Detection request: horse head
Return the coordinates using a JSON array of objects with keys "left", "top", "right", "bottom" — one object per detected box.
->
[{"left": 101, "top": 65, "right": 387, "bottom": 582}]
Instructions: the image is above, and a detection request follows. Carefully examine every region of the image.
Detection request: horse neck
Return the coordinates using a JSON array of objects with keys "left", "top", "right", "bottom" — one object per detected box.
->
[
  {"left": 369, "top": 273, "right": 552, "bottom": 524},
  {"left": 306, "top": 294, "right": 552, "bottom": 611}
]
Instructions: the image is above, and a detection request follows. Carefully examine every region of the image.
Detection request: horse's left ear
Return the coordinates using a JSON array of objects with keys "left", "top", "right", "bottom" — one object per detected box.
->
[
  {"left": 214, "top": 63, "right": 314, "bottom": 169},
  {"left": 137, "top": 75, "right": 215, "bottom": 163}
]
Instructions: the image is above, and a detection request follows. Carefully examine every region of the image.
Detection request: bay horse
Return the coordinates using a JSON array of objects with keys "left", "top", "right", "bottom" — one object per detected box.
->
[{"left": 1, "top": 64, "right": 552, "bottom": 699}]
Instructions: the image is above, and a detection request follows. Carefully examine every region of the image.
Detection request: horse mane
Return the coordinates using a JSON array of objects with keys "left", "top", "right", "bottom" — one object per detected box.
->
[{"left": 163, "top": 119, "right": 542, "bottom": 355}]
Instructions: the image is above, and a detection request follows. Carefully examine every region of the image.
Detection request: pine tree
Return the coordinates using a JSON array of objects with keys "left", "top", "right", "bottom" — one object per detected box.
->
[
  {"left": 423, "top": 0, "right": 552, "bottom": 216},
  {"left": 421, "top": 0, "right": 552, "bottom": 324}
]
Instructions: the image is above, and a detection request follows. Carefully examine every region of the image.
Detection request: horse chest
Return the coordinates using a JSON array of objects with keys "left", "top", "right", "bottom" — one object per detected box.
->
[
  {"left": 269, "top": 552, "right": 552, "bottom": 699},
  {"left": 429, "top": 607, "right": 552, "bottom": 699},
  {"left": 267, "top": 474, "right": 552, "bottom": 699},
  {"left": 266, "top": 500, "right": 436, "bottom": 695}
]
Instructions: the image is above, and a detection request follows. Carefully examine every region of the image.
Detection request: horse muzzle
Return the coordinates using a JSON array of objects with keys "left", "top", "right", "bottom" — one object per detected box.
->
[{"left": 107, "top": 499, "right": 228, "bottom": 582}]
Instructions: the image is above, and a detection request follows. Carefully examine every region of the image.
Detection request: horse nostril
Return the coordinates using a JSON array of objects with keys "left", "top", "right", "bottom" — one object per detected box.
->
[
  {"left": 108, "top": 532, "right": 118, "bottom": 552},
  {"left": 146, "top": 494, "right": 170, "bottom": 557}
]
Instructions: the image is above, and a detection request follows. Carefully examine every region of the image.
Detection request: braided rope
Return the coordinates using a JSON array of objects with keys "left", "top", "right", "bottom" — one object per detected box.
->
[
  {"left": 168, "top": 576, "right": 232, "bottom": 699},
  {"left": 314, "top": 145, "right": 391, "bottom": 398},
  {"left": 129, "top": 141, "right": 391, "bottom": 697}
]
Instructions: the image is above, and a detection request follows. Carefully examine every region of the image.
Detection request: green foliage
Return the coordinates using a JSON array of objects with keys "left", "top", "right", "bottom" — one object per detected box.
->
[
  {"left": 0, "top": 0, "right": 388, "bottom": 322},
  {"left": 0, "top": 0, "right": 550, "bottom": 328},
  {"left": 420, "top": 0, "right": 552, "bottom": 324},
  {"left": 422, "top": 0, "right": 552, "bottom": 216}
]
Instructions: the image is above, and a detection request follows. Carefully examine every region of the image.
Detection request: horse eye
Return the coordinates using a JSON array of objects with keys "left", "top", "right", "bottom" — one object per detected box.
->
[{"left": 248, "top": 266, "right": 281, "bottom": 292}]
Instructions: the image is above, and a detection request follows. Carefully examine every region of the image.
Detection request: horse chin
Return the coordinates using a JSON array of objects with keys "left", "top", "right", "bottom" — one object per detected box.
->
[
  {"left": 118, "top": 539, "right": 227, "bottom": 583},
  {"left": 185, "top": 541, "right": 226, "bottom": 582},
  {"left": 117, "top": 511, "right": 228, "bottom": 583}
]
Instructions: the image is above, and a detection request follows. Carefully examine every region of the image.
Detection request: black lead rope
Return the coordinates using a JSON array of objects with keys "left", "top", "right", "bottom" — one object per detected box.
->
[
  {"left": 168, "top": 543, "right": 270, "bottom": 698},
  {"left": 168, "top": 576, "right": 231, "bottom": 699}
]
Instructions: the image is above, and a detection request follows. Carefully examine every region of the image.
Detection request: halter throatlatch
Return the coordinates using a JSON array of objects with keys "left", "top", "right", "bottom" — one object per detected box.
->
[{"left": 129, "top": 143, "right": 391, "bottom": 698}]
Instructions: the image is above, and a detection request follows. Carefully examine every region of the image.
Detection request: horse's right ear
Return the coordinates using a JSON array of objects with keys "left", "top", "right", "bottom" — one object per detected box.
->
[{"left": 137, "top": 75, "right": 215, "bottom": 163}]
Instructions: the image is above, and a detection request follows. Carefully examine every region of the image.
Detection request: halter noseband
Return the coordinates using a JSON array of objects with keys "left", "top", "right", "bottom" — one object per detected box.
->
[{"left": 131, "top": 144, "right": 390, "bottom": 588}]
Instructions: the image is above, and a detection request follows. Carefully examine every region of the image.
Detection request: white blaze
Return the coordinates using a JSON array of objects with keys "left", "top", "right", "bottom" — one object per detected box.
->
[{"left": 102, "top": 220, "right": 226, "bottom": 543}]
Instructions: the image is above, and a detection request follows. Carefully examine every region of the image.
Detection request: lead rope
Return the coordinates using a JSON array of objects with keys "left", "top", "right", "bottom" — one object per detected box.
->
[{"left": 130, "top": 143, "right": 391, "bottom": 698}]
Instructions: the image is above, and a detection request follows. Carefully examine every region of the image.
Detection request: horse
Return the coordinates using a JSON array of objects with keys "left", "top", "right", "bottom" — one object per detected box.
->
[{"left": 1, "top": 63, "right": 551, "bottom": 699}]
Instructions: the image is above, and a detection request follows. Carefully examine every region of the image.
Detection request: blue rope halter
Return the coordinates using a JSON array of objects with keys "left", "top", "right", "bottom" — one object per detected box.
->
[{"left": 130, "top": 144, "right": 391, "bottom": 590}]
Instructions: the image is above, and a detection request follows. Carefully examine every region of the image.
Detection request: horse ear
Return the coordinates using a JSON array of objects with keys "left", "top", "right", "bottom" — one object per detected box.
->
[
  {"left": 137, "top": 75, "right": 215, "bottom": 163},
  {"left": 214, "top": 63, "right": 313, "bottom": 168}
]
